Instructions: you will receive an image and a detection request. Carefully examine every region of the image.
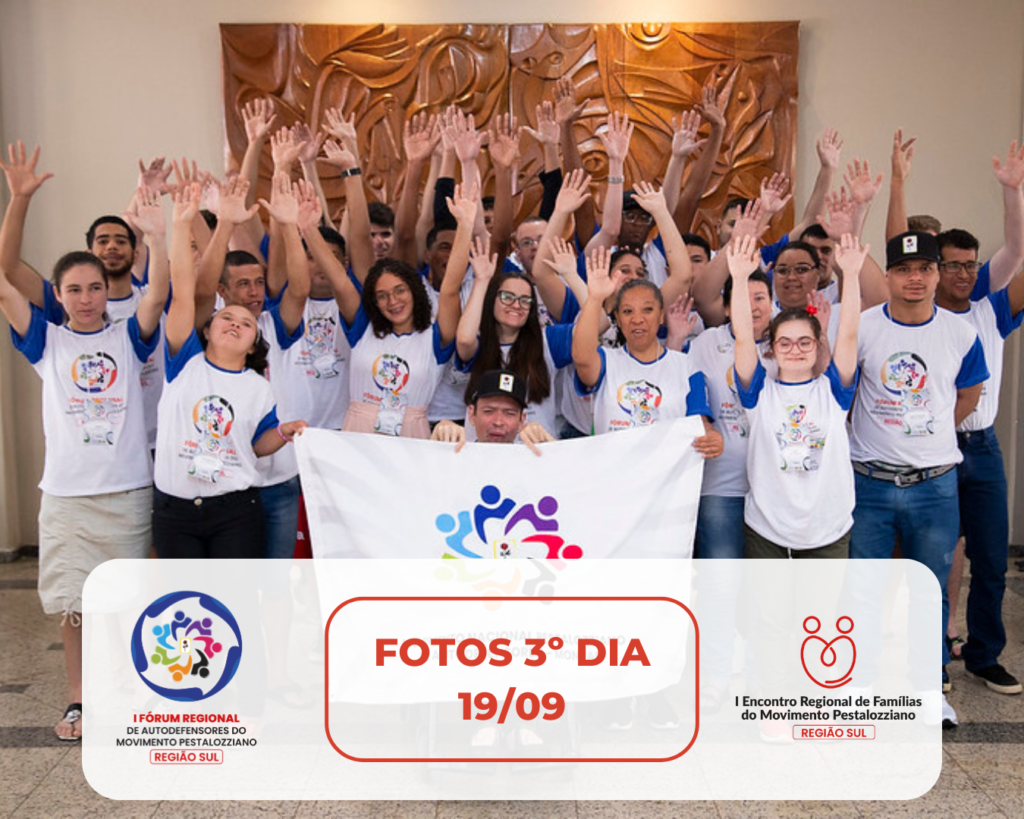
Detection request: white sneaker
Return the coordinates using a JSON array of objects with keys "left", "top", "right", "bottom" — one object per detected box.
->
[{"left": 942, "top": 695, "right": 958, "bottom": 730}]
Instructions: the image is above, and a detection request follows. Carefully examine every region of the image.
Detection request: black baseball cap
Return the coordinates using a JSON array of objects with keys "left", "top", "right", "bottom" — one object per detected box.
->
[
  {"left": 470, "top": 370, "right": 528, "bottom": 408},
  {"left": 886, "top": 231, "right": 941, "bottom": 269}
]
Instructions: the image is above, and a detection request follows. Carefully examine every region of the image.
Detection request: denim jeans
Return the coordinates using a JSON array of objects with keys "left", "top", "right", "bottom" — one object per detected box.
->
[
  {"left": 849, "top": 468, "right": 958, "bottom": 687},
  {"left": 694, "top": 496, "right": 746, "bottom": 685},
  {"left": 957, "top": 427, "right": 1009, "bottom": 671},
  {"left": 152, "top": 487, "right": 265, "bottom": 559},
  {"left": 259, "top": 476, "right": 301, "bottom": 560}
]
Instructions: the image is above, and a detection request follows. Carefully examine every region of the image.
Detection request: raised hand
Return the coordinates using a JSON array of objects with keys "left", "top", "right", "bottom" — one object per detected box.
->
[
  {"left": 168, "top": 157, "right": 212, "bottom": 197},
  {"left": 844, "top": 158, "right": 883, "bottom": 205},
  {"left": 488, "top": 113, "right": 521, "bottom": 169},
  {"left": 807, "top": 289, "right": 831, "bottom": 331},
  {"left": 0, "top": 141, "right": 54, "bottom": 197},
  {"left": 439, "top": 104, "right": 458, "bottom": 155},
  {"left": 137, "top": 157, "right": 172, "bottom": 195},
  {"left": 242, "top": 98, "right": 277, "bottom": 144},
  {"left": 523, "top": 101, "right": 559, "bottom": 145},
  {"left": 993, "top": 139, "right": 1024, "bottom": 190},
  {"left": 630, "top": 180, "right": 669, "bottom": 217},
  {"left": 321, "top": 139, "right": 358, "bottom": 171},
  {"left": 446, "top": 109, "right": 486, "bottom": 164},
  {"left": 891, "top": 128, "right": 916, "bottom": 183},
  {"left": 834, "top": 233, "right": 869, "bottom": 278},
  {"left": 323, "top": 106, "right": 358, "bottom": 154},
  {"left": 731, "top": 199, "right": 768, "bottom": 244},
  {"left": 597, "top": 111, "right": 634, "bottom": 165},
  {"left": 818, "top": 188, "right": 857, "bottom": 239},
  {"left": 696, "top": 75, "right": 726, "bottom": 129},
  {"left": 671, "top": 109, "right": 706, "bottom": 158},
  {"left": 213, "top": 177, "right": 259, "bottom": 224},
  {"left": 585, "top": 246, "right": 620, "bottom": 302},
  {"left": 759, "top": 172, "right": 793, "bottom": 216},
  {"left": 172, "top": 183, "right": 202, "bottom": 225},
  {"left": 541, "top": 236, "right": 578, "bottom": 279},
  {"left": 293, "top": 123, "right": 325, "bottom": 165},
  {"left": 727, "top": 234, "right": 760, "bottom": 280},
  {"left": 468, "top": 235, "right": 497, "bottom": 282},
  {"left": 128, "top": 186, "right": 166, "bottom": 236},
  {"left": 295, "top": 178, "right": 323, "bottom": 233},
  {"left": 270, "top": 126, "right": 303, "bottom": 173},
  {"left": 553, "top": 77, "right": 585, "bottom": 125},
  {"left": 403, "top": 111, "right": 440, "bottom": 163},
  {"left": 816, "top": 127, "right": 843, "bottom": 170},
  {"left": 666, "top": 294, "right": 698, "bottom": 340},
  {"left": 446, "top": 182, "right": 480, "bottom": 226},
  {"left": 259, "top": 172, "right": 300, "bottom": 225},
  {"left": 553, "top": 168, "right": 592, "bottom": 214}
]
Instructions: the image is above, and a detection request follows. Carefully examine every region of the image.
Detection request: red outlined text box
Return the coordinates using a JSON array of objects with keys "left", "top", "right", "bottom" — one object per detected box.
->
[
  {"left": 149, "top": 749, "right": 224, "bottom": 764},
  {"left": 324, "top": 596, "right": 699, "bottom": 763},
  {"left": 793, "top": 724, "right": 876, "bottom": 740}
]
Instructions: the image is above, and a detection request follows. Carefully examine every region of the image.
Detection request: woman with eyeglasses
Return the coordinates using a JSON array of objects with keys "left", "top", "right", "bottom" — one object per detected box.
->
[
  {"left": 456, "top": 237, "right": 574, "bottom": 438},
  {"left": 302, "top": 145, "right": 477, "bottom": 438},
  {"left": 729, "top": 233, "right": 867, "bottom": 558}
]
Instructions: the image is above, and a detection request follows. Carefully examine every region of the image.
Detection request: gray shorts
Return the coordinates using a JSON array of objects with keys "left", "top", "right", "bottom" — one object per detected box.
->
[{"left": 38, "top": 487, "right": 152, "bottom": 615}]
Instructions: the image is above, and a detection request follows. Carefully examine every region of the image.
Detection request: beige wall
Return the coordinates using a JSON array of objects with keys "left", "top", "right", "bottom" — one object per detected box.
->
[{"left": 1, "top": 0, "right": 1023, "bottom": 551}]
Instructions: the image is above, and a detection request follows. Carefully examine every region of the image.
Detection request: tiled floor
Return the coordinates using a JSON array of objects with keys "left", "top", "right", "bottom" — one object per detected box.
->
[{"left": 2, "top": 555, "right": 1023, "bottom": 817}]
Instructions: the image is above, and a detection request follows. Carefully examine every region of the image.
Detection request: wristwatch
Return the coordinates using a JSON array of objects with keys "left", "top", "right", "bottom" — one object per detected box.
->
[{"left": 339, "top": 167, "right": 362, "bottom": 179}]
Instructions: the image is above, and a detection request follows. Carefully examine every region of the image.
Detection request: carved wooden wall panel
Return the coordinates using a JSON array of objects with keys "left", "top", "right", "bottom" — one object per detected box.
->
[{"left": 222, "top": 22, "right": 798, "bottom": 246}]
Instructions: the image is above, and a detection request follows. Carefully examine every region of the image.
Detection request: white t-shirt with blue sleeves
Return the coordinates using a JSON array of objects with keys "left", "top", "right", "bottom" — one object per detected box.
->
[
  {"left": 738, "top": 360, "right": 857, "bottom": 548},
  {"left": 11, "top": 307, "right": 156, "bottom": 496},
  {"left": 155, "top": 330, "right": 278, "bottom": 498},
  {"left": 953, "top": 287, "right": 1024, "bottom": 432},
  {"left": 576, "top": 344, "right": 712, "bottom": 435},
  {"left": 849, "top": 304, "right": 989, "bottom": 468}
]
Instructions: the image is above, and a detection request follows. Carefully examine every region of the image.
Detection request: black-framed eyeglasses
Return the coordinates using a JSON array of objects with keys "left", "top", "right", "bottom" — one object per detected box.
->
[
  {"left": 497, "top": 290, "right": 534, "bottom": 308},
  {"left": 939, "top": 260, "right": 981, "bottom": 274}
]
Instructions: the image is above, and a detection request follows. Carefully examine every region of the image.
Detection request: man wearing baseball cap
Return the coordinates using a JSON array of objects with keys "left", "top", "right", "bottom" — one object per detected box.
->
[
  {"left": 846, "top": 230, "right": 989, "bottom": 728},
  {"left": 430, "top": 369, "right": 555, "bottom": 453}
]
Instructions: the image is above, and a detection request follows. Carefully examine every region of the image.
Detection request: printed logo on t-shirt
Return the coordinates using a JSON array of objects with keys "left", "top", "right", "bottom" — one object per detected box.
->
[
  {"left": 614, "top": 380, "right": 662, "bottom": 429},
  {"left": 304, "top": 314, "right": 341, "bottom": 379},
  {"left": 185, "top": 395, "right": 240, "bottom": 483},
  {"left": 879, "top": 351, "right": 934, "bottom": 436},
  {"left": 371, "top": 354, "right": 410, "bottom": 396},
  {"left": 370, "top": 354, "right": 411, "bottom": 435},
  {"left": 776, "top": 403, "right": 826, "bottom": 471},
  {"left": 69, "top": 352, "right": 123, "bottom": 445},
  {"left": 721, "top": 364, "right": 750, "bottom": 437}
]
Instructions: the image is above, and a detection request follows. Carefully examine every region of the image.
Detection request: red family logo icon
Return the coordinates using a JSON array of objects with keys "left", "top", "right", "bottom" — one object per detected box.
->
[{"left": 800, "top": 616, "right": 856, "bottom": 689}]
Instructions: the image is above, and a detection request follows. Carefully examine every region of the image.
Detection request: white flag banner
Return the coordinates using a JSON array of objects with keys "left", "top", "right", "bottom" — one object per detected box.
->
[{"left": 295, "top": 417, "right": 705, "bottom": 559}]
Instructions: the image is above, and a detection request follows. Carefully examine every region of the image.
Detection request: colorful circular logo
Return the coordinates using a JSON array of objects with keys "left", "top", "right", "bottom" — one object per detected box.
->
[
  {"left": 192, "top": 395, "right": 235, "bottom": 439},
  {"left": 881, "top": 352, "right": 928, "bottom": 396},
  {"left": 372, "top": 354, "right": 410, "bottom": 393},
  {"left": 70, "top": 352, "right": 118, "bottom": 393},
  {"left": 130, "top": 592, "right": 242, "bottom": 702}
]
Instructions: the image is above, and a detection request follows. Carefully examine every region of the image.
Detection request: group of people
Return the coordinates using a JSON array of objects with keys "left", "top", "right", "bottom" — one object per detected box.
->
[{"left": 2, "top": 77, "right": 1022, "bottom": 739}]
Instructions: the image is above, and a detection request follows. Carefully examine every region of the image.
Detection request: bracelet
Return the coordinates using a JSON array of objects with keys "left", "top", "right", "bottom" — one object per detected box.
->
[
  {"left": 607, "top": 175, "right": 624, "bottom": 185},
  {"left": 338, "top": 167, "right": 362, "bottom": 179},
  {"left": 277, "top": 425, "right": 289, "bottom": 443}
]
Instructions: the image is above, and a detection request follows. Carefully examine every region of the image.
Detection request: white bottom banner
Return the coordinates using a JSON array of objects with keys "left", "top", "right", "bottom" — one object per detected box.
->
[{"left": 83, "top": 558, "right": 941, "bottom": 800}]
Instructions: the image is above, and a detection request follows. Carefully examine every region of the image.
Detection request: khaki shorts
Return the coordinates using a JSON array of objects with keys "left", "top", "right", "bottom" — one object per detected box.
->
[{"left": 38, "top": 487, "right": 152, "bottom": 615}]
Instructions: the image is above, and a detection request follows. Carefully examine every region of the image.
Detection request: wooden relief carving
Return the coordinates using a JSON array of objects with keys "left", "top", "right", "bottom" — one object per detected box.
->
[{"left": 221, "top": 22, "right": 798, "bottom": 246}]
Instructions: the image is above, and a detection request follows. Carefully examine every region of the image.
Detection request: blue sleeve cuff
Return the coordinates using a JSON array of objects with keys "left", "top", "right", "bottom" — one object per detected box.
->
[
  {"left": 341, "top": 304, "right": 370, "bottom": 347},
  {"left": 685, "top": 370, "right": 713, "bottom": 419},
  {"left": 259, "top": 232, "right": 270, "bottom": 263},
  {"left": 955, "top": 335, "right": 990, "bottom": 389},
  {"left": 545, "top": 324, "right": 574, "bottom": 369},
  {"left": 9, "top": 304, "right": 48, "bottom": 364},
  {"left": 432, "top": 323, "right": 455, "bottom": 365},
  {"left": 573, "top": 347, "right": 606, "bottom": 396},
  {"left": 559, "top": 286, "right": 581, "bottom": 325},
  {"left": 759, "top": 234, "right": 789, "bottom": 269},
  {"left": 989, "top": 288, "right": 1024, "bottom": 338},
  {"left": 252, "top": 406, "right": 279, "bottom": 445},
  {"left": 127, "top": 315, "right": 159, "bottom": 362},
  {"left": 42, "top": 279, "right": 65, "bottom": 325},
  {"left": 165, "top": 329, "right": 204, "bottom": 383},
  {"left": 735, "top": 360, "right": 766, "bottom": 409},
  {"left": 269, "top": 304, "right": 304, "bottom": 351},
  {"left": 970, "top": 260, "right": 991, "bottom": 302},
  {"left": 824, "top": 360, "right": 858, "bottom": 410}
]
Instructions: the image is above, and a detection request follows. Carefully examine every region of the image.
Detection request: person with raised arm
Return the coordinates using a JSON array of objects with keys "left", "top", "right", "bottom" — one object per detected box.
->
[
  {"left": 554, "top": 76, "right": 597, "bottom": 246},
  {"left": 154, "top": 184, "right": 306, "bottom": 561},
  {"left": 672, "top": 76, "right": 728, "bottom": 237},
  {"left": 455, "top": 236, "right": 575, "bottom": 440},
  {"left": 0, "top": 157, "right": 167, "bottom": 741},
  {"left": 571, "top": 247, "right": 722, "bottom": 454}
]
